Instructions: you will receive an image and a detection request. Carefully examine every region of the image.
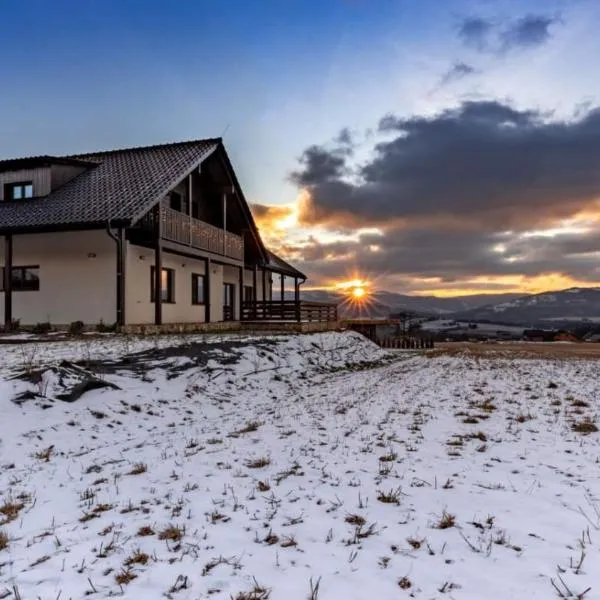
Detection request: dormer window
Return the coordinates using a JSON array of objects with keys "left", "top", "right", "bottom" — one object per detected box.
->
[{"left": 5, "top": 181, "right": 33, "bottom": 200}]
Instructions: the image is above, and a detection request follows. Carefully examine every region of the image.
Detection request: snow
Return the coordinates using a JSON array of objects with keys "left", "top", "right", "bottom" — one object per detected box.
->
[{"left": 1, "top": 332, "right": 600, "bottom": 599}]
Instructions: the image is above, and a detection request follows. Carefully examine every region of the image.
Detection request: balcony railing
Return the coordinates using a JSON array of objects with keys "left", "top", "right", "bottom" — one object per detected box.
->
[
  {"left": 241, "top": 300, "right": 338, "bottom": 323},
  {"left": 138, "top": 203, "right": 244, "bottom": 261}
]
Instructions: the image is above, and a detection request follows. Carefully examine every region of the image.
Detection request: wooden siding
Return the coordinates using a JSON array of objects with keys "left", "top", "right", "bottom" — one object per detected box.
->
[
  {"left": 0, "top": 168, "right": 51, "bottom": 201},
  {"left": 50, "top": 164, "right": 88, "bottom": 191}
]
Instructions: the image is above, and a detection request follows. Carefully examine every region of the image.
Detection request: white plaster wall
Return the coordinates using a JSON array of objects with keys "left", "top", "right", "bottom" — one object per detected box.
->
[
  {"left": 0, "top": 230, "right": 116, "bottom": 325},
  {"left": 126, "top": 244, "right": 208, "bottom": 324}
]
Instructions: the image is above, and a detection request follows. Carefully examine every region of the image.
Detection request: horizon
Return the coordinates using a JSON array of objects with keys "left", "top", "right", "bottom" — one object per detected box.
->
[{"left": 2, "top": 0, "right": 600, "bottom": 296}]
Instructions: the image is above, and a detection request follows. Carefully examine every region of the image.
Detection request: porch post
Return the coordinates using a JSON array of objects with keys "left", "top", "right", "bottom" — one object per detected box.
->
[
  {"left": 253, "top": 266, "right": 258, "bottom": 319},
  {"left": 205, "top": 258, "right": 212, "bottom": 323},
  {"left": 222, "top": 191, "right": 227, "bottom": 255},
  {"left": 294, "top": 277, "right": 300, "bottom": 323},
  {"left": 238, "top": 266, "right": 244, "bottom": 321},
  {"left": 280, "top": 274, "right": 284, "bottom": 301},
  {"left": 116, "top": 228, "right": 126, "bottom": 327},
  {"left": 154, "top": 205, "right": 163, "bottom": 326},
  {"left": 3, "top": 234, "right": 13, "bottom": 329},
  {"left": 262, "top": 269, "right": 267, "bottom": 302},
  {"left": 187, "top": 173, "right": 193, "bottom": 244}
]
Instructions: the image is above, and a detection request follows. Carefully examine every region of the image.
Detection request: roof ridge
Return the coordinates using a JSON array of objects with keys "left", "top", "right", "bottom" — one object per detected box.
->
[{"left": 66, "top": 137, "right": 223, "bottom": 159}]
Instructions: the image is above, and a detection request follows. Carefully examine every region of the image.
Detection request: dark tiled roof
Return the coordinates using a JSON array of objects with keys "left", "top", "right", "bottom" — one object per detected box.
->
[
  {"left": 267, "top": 250, "right": 306, "bottom": 279},
  {"left": 0, "top": 139, "right": 220, "bottom": 231},
  {"left": 0, "top": 156, "right": 96, "bottom": 173}
]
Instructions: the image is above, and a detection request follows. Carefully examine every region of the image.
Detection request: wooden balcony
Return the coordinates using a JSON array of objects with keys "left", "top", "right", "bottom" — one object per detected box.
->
[
  {"left": 138, "top": 203, "right": 244, "bottom": 261},
  {"left": 241, "top": 300, "right": 338, "bottom": 323}
]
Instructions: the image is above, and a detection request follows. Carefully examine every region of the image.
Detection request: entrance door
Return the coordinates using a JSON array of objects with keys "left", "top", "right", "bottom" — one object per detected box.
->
[{"left": 223, "top": 283, "right": 235, "bottom": 321}]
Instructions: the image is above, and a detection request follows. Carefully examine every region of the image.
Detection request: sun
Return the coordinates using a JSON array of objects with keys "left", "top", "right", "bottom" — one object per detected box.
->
[{"left": 352, "top": 286, "right": 366, "bottom": 299}]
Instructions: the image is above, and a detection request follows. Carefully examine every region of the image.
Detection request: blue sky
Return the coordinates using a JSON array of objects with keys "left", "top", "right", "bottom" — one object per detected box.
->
[{"left": 3, "top": 0, "right": 600, "bottom": 294}]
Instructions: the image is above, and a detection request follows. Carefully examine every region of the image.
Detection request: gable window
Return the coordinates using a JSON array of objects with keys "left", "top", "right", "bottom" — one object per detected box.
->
[
  {"left": 191, "top": 273, "right": 206, "bottom": 305},
  {"left": 5, "top": 182, "right": 33, "bottom": 201},
  {"left": 0, "top": 266, "right": 40, "bottom": 291},
  {"left": 150, "top": 266, "right": 175, "bottom": 303}
]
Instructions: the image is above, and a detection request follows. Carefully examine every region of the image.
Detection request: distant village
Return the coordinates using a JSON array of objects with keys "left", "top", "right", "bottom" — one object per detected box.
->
[{"left": 354, "top": 311, "right": 600, "bottom": 344}]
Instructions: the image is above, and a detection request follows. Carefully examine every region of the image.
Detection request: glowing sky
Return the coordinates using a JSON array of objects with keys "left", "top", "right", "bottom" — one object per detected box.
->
[{"left": 2, "top": 0, "right": 600, "bottom": 295}]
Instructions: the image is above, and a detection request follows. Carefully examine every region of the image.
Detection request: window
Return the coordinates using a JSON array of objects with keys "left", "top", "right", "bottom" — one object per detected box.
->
[
  {"left": 0, "top": 266, "right": 40, "bottom": 291},
  {"left": 191, "top": 273, "right": 206, "bottom": 305},
  {"left": 244, "top": 285, "right": 254, "bottom": 302},
  {"left": 5, "top": 182, "right": 33, "bottom": 201},
  {"left": 223, "top": 283, "right": 235, "bottom": 321},
  {"left": 150, "top": 266, "right": 175, "bottom": 303}
]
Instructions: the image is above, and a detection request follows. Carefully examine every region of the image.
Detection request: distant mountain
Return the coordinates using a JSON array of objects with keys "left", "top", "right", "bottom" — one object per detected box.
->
[
  {"left": 450, "top": 287, "right": 600, "bottom": 325},
  {"left": 294, "top": 289, "right": 525, "bottom": 318}
]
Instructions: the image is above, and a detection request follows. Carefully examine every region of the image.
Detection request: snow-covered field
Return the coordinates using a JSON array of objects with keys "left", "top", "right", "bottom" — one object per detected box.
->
[{"left": 1, "top": 331, "right": 600, "bottom": 599}]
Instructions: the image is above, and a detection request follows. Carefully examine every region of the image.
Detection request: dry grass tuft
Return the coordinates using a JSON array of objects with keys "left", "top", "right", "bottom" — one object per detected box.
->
[
  {"left": 115, "top": 568, "right": 137, "bottom": 585},
  {"left": 128, "top": 462, "right": 148, "bottom": 475},
  {"left": 0, "top": 500, "right": 25, "bottom": 525},
  {"left": 231, "top": 420, "right": 264, "bottom": 436},
  {"left": 0, "top": 529, "right": 8, "bottom": 551},
  {"left": 33, "top": 446, "right": 54, "bottom": 462},
  {"left": 435, "top": 511, "right": 456, "bottom": 529},
  {"left": 345, "top": 514, "right": 366, "bottom": 527},
  {"left": 137, "top": 525, "right": 155, "bottom": 537},
  {"left": 377, "top": 488, "right": 402, "bottom": 505},
  {"left": 572, "top": 417, "right": 599, "bottom": 434},
  {"left": 257, "top": 480, "right": 271, "bottom": 492},
  {"left": 398, "top": 577, "right": 412, "bottom": 589},
  {"left": 124, "top": 550, "right": 150, "bottom": 567},
  {"left": 245, "top": 457, "right": 271, "bottom": 469},
  {"left": 158, "top": 524, "right": 184, "bottom": 542},
  {"left": 233, "top": 580, "right": 271, "bottom": 600}
]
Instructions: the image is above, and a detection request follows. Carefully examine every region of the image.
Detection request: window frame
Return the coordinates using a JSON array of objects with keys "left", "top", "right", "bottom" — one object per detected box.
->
[
  {"left": 191, "top": 273, "right": 206, "bottom": 305},
  {"left": 4, "top": 181, "right": 34, "bottom": 201},
  {"left": 150, "top": 266, "right": 175, "bottom": 303},
  {"left": 0, "top": 265, "right": 40, "bottom": 292}
]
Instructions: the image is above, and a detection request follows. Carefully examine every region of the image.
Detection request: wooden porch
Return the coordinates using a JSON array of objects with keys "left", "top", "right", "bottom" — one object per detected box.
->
[{"left": 241, "top": 300, "right": 338, "bottom": 323}]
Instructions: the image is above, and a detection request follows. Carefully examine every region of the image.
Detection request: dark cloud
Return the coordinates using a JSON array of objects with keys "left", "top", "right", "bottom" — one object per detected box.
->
[
  {"left": 293, "top": 100, "right": 600, "bottom": 231},
  {"left": 458, "top": 14, "right": 559, "bottom": 54},
  {"left": 500, "top": 15, "right": 558, "bottom": 51},
  {"left": 439, "top": 62, "right": 478, "bottom": 86},
  {"left": 458, "top": 17, "right": 494, "bottom": 51},
  {"left": 287, "top": 100, "right": 600, "bottom": 289},
  {"left": 289, "top": 144, "right": 350, "bottom": 187},
  {"left": 291, "top": 226, "right": 600, "bottom": 290}
]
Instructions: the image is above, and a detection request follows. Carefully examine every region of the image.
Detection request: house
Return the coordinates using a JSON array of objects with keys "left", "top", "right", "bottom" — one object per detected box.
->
[{"left": 0, "top": 138, "right": 336, "bottom": 330}]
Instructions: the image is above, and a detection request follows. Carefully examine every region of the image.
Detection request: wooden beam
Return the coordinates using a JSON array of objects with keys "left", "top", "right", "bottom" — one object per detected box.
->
[
  {"left": 294, "top": 277, "right": 300, "bottom": 322},
  {"left": 253, "top": 266, "right": 258, "bottom": 320},
  {"left": 187, "top": 172, "right": 193, "bottom": 219},
  {"left": 3, "top": 235, "right": 13, "bottom": 329},
  {"left": 280, "top": 274, "right": 284, "bottom": 304},
  {"left": 116, "top": 228, "right": 125, "bottom": 327},
  {"left": 262, "top": 269, "right": 267, "bottom": 302},
  {"left": 205, "top": 258, "right": 212, "bottom": 322},
  {"left": 154, "top": 205, "right": 163, "bottom": 326},
  {"left": 238, "top": 266, "right": 244, "bottom": 321},
  {"left": 222, "top": 191, "right": 227, "bottom": 255}
]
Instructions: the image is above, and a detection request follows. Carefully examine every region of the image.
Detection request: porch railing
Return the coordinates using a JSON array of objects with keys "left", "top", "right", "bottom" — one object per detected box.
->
[
  {"left": 138, "top": 203, "right": 244, "bottom": 261},
  {"left": 241, "top": 300, "right": 338, "bottom": 323}
]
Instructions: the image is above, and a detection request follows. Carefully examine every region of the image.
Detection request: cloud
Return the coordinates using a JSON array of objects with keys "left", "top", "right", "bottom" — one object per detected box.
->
[
  {"left": 439, "top": 62, "right": 478, "bottom": 86},
  {"left": 500, "top": 15, "right": 559, "bottom": 51},
  {"left": 458, "top": 14, "right": 560, "bottom": 54},
  {"left": 458, "top": 17, "right": 494, "bottom": 51},
  {"left": 291, "top": 100, "right": 600, "bottom": 232},
  {"left": 283, "top": 100, "right": 600, "bottom": 291}
]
